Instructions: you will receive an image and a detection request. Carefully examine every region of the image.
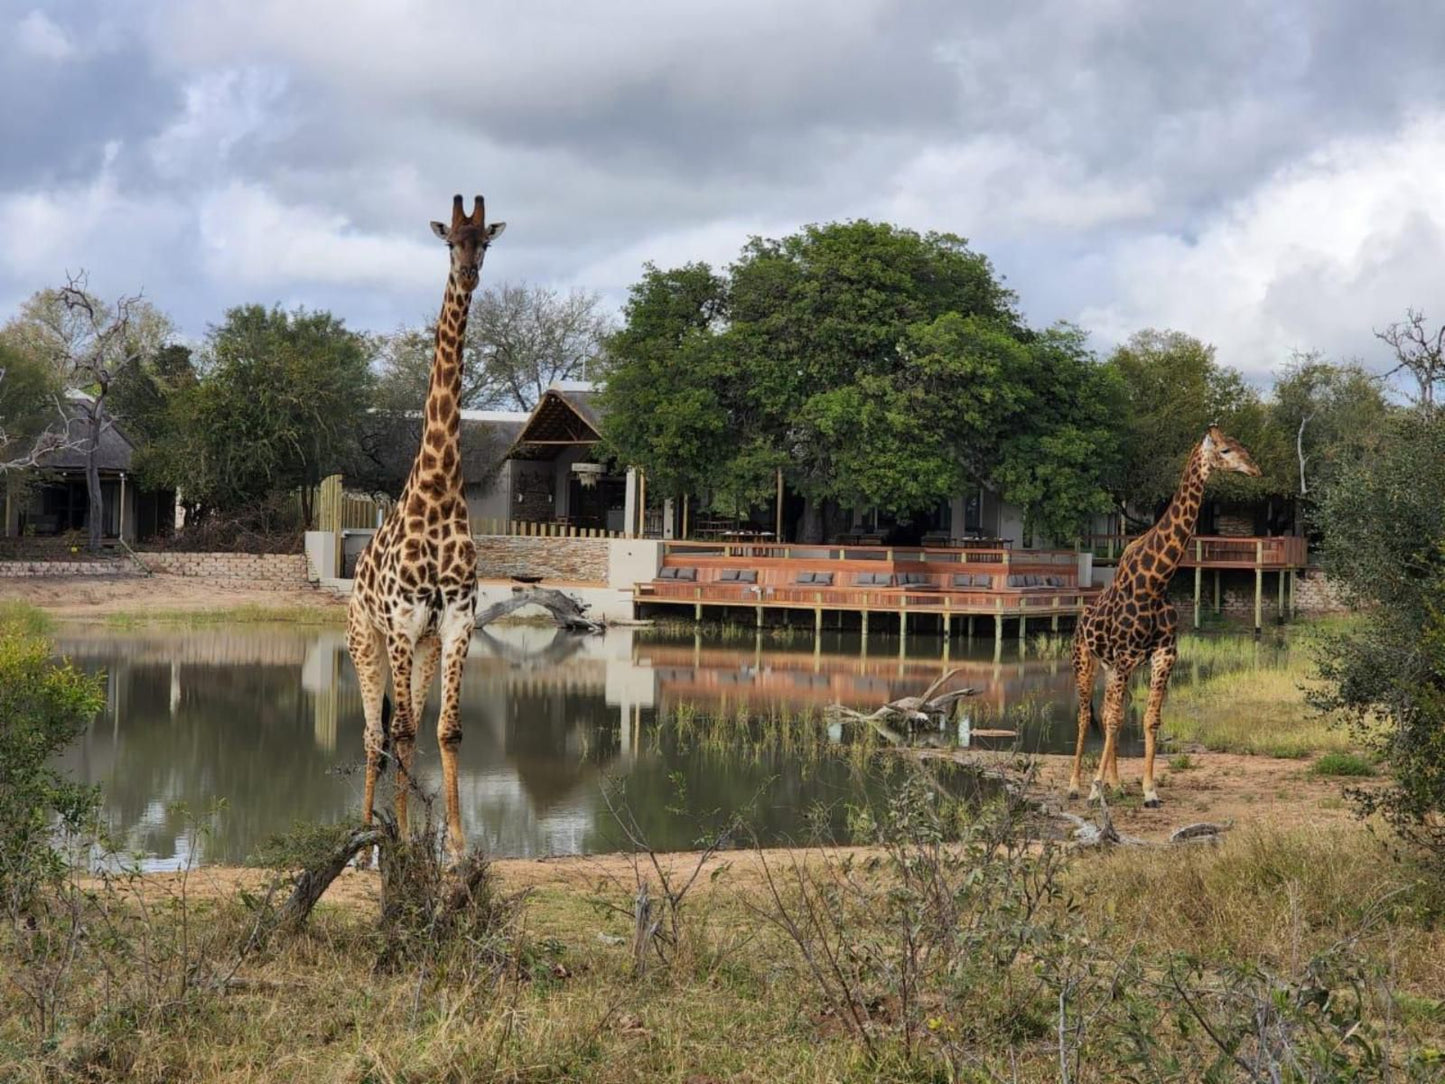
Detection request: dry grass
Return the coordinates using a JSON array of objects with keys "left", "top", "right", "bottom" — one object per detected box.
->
[{"left": 4, "top": 818, "right": 1443, "bottom": 1083}]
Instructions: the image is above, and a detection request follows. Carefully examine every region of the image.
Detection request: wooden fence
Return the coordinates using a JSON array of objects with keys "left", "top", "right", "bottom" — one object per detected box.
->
[{"left": 473, "top": 517, "right": 624, "bottom": 539}]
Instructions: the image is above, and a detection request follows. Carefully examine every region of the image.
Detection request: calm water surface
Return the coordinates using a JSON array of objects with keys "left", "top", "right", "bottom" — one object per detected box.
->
[{"left": 54, "top": 623, "right": 1286, "bottom": 868}]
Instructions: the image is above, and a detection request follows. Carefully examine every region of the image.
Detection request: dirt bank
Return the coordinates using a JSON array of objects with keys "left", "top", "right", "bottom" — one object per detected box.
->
[
  {"left": 130, "top": 748, "right": 1367, "bottom": 909},
  {"left": 0, "top": 574, "right": 345, "bottom": 619}
]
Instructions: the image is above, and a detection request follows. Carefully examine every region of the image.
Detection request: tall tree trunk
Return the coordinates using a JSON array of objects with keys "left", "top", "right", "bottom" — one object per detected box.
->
[
  {"left": 800, "top": 496, "right": 823, "bottom": 544},
  {"left": 86, "top": 405, "right": 104, "bottom": 553}
]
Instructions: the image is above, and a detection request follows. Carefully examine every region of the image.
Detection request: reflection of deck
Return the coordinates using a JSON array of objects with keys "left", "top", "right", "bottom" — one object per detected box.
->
[{"left": 639, "top": 642, "right": 1071, "bottom": 718}]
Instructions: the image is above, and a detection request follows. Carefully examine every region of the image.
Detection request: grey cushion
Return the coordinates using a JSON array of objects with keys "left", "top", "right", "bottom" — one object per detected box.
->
[
  {"left": 659, "top": 566, "right": 698, "bottom": 581},
  {"left": 855, "top": 571, "right": 894, "bottom": 586},
  {"left": 719, "top": 569, "right": 758, "bottom": 583},
  {"left": 796, "top": 570, "right": 835, "bottom": 585}
]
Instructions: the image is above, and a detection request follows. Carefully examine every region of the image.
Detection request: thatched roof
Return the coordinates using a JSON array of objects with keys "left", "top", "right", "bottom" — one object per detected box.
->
[
  {"left": 34, "top": 397, "right": 137, "bottom": 474},
  {"left": 506, "top": 382, "right": 605, "bottom": 461}
]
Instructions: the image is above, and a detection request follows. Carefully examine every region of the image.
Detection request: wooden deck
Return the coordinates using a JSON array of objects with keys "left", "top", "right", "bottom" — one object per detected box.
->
[
  {"left": 1085, "top": 534, "right": 1308, "bottom": 569},
  {"left": 633, "top": 541, "right": 1097, "bottom": 651}
]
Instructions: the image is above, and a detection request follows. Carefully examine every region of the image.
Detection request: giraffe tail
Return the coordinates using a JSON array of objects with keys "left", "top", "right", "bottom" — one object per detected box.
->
[{"left": 378, "top": 693, "right": 393, "bottom": 777}]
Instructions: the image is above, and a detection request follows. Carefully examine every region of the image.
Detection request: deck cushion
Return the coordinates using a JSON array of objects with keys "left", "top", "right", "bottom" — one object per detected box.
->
[
  {"left": 658, "top": 566, "right": 698, "bottom": 581},
  {"left": 719, "top": 569, "right": 759, "bottom": 583},
  {"left": 855, "top": 571, "right": 894, "bottom": 587},
  {"left": 795, "top": 570, "right": 835, "bottom": 585}
]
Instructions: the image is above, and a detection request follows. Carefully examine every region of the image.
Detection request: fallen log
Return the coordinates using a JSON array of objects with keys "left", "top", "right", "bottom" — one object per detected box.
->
[
  {"left": 277, "top": 827, "right": 383, "bottom": 932},
  {"left": 475, "top": 586, "right": 605, "bottom": 632}
]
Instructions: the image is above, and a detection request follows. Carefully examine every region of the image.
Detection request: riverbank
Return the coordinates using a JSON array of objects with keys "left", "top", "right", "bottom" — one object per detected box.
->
[{"left": 0, "top": 573, "right": 347, "bottom": 621}]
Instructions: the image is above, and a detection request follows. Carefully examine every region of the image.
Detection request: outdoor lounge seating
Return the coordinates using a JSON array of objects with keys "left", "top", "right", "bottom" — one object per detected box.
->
[
  {"left": 952, "top": 572, "right": 994, "bottom": 589},
  {"left": 855, "top": 571, "right": 894, "bottom": 587},
  {"left": 897, "top": 571, "right": 939, "bottom": 589},
  {"left": 795, "top": 570, "right": 835, "bottom": 585},
  {"left": 658, "top": 566, "right": 698, "bottom": 581},
  {"left": 718, "top": 569, "right": 759, "bottom": 583}
]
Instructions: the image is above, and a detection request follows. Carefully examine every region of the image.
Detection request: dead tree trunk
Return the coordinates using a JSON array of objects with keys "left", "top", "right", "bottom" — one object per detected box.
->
[
  {"left": 475, "top": 586, "right": 604, "bottom": 631},
  {"left": 276, "top": 827, "right": 384, "bottom": 932}
]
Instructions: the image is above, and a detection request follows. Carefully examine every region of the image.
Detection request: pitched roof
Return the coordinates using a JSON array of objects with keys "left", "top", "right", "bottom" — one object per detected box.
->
[
  {"left": 505, "top": 382, "right": 606, "bottom": 461},
  {"left": 34, "top": 397, "right": 137, "bottom": 473}
]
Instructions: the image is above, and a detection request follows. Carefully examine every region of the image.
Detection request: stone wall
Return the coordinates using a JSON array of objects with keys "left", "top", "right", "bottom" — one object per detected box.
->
[
  {"left": 0, "top": 560, "right": 130, "bottom": 577},
  {"left": 474, "top": 534, "right": 609, "bottom": 583},
  {"left": 137, "top": 551, "right": 310, "bottom": 589},
  {"left": 1166, "top": 566, "right": 1352, "bottom": 620}
]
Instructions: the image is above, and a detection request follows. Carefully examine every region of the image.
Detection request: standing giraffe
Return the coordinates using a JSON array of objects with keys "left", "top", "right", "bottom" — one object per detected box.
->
[
  {"left": 1068, "top": 426, "right": 1260, "bottom": 807},
  {"left": 348, "top": 194, "right": 505, "bottom": 858}
]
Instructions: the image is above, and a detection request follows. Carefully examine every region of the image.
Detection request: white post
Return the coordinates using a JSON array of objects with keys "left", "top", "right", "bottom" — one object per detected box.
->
[
  {"left": 118, "top": 472, "right": 127, "bottom": 541},
  {"left": 624, "top": 468, "right": 639, "bottom": 539}
]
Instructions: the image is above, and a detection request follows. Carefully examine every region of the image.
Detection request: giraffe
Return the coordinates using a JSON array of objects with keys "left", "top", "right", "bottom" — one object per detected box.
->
[
  {"left": 1068, "top": 426, "right": 1261, "bottom": 807},
  {"left": 347, "top": 194, "right": 505, "bottom": 859}
]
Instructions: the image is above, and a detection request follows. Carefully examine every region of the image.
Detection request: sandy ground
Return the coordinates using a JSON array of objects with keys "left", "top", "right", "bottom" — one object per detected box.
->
[
  {"left": 123, "top": 749, "right": 1364, "bottom": 912},
  {"left": 0, "top": 573, "right": 346, "bottom": 618}
]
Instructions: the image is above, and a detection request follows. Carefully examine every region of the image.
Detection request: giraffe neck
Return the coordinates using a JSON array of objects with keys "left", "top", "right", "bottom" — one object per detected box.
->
[
  {"left": 1136, "top": 441, "right": 1210, "bottom": 586},
  {"left": 406, "top": 270, "right": 474, "bottom": 501}
]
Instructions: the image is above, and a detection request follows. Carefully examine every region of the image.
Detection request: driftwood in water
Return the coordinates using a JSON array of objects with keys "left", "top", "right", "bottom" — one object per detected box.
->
[
  {"left": 827, "top": 667, "right": 977, "bottom": 727},
  {"left": 475, "top": 586, "right": 604, "bottom": 632}
]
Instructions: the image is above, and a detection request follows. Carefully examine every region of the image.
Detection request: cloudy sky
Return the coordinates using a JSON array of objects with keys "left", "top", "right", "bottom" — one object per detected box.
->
[{"left": 4, "top": 1, "right": 1445, "bottom": 382}]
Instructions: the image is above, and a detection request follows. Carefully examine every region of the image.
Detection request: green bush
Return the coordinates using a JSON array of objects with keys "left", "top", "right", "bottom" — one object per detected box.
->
[
  {"left": 0, "top": 604, "right": 105, "bottom": 908},
  {"left": 1312, "top": 752, "right": 1377, "bottom": 777}
]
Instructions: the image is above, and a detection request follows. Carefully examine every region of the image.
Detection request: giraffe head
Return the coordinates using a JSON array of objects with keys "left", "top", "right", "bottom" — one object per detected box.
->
[
  {"left": 430, "top": 194, "right": 505, "bottom": 293},
  {"left": 1200, "top": 425, "right": 1261, "bottom": 479}
]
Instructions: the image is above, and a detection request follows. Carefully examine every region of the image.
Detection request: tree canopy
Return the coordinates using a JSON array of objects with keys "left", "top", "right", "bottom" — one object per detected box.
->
[
  {"left": 600, "top": 222, "right": 1122, "bottom": 542},
  {"left": 138, "top": 305, "right": 374, "bottom": 519}
]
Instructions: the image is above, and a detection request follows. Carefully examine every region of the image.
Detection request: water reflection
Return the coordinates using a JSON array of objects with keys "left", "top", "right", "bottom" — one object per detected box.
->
[{"left": 53, "top": 624, "right": 1272, "bottom": 868}]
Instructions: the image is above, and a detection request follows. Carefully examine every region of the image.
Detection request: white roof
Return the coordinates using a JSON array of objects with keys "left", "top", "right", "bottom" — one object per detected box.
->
[{"left": 459, "top": 408, "right": 530, "bottom": 423}]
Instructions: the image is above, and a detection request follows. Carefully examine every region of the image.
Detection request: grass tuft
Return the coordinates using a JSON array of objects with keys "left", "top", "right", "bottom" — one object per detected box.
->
[{"left": 1311, "top": 751, "right": 1377, "bottom": 777}]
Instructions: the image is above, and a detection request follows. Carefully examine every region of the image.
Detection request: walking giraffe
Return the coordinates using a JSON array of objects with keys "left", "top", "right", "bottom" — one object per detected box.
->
[
  {"left": 347, "top": 194, "right": 504, "bottom": 858},
  {"left": 1068, "top": 426, "right": 1261, "bottom": 807}
]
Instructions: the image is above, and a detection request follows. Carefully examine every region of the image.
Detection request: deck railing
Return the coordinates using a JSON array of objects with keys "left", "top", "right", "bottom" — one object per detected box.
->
[
  {"left": 1083, "top": 533, "right": 1308, "bottom": 568},
  {"left": 474, "top": 517, "right": 625, "bottom": 539},
  {"left": 660, "top": 540, "right": 1077, "bottom": 568}
]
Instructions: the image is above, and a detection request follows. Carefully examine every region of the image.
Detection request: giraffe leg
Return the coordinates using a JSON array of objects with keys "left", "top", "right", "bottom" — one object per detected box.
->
[
  {"left": 347, "top": 610, "right": 388, "bottom": 845},
  {"left": 1091, "top": 666, "right": 1130, "bottom": 801},
  {"left": 1140, "top": 642, "right": 1178, "bottom": 808},
  {"left": 386, "top": 633, "right": 420, "bottom": 840},
  {"left": 1067, "top": 636, "right": 1097, "bottom": 800},
  {"left": 411, "top": 635, "right": 440, "bottom": 728},
  {"left": 436, "top": 611, "right": 473, "bottom": 864}
]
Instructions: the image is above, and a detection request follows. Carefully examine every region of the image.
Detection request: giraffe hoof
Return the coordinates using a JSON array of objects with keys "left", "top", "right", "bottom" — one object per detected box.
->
[
  {"left": 1143, "top": 797, "right": 1162, "bottom": 809},
  {"left": 1066, "top": 788, "right": 1079, "bottom": 800}
]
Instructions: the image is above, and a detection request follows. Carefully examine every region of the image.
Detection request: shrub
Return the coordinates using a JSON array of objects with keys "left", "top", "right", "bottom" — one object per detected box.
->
[{"left": 0, "top": 604, "right": 105, "bottom": 909}]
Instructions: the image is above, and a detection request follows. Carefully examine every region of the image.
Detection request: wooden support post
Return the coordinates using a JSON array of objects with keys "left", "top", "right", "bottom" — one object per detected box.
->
[
  {"left": 1018, "top": 613, "right": 1027, "bottom": 645},
  {"left": 1214, "top": 568, "right": 1221, "bottom": 614},
  {"left": 966, "top": 614, "right": 975, "bottom": 641},
  {"left": 774, "top": 468, "right": 785, "bottom": 544},
  {"left": 1288, "top": 569, "right": 1296, "bottom": 619},
  {"left": 681, "top": 494, "right": 689, "bottom": 540},
  {"left": 755, "top": 604, "right": 763, "bottom": 629},
  {"left": 694, "top": 587, "right": 702, "bottom": 622},
  {"left": 899, "top": 603, "right": 908, "bottom": 658},
  {"left": 814, "top": 593, "right": 823, "bottom": 639},
  {"left": 1277, "top": 568, "right": 1285, "bottom": 620},
  {"left": 1051, "top": 610, "right": 1060, "bottom": 633},
  {"left": 1254, "top": 540, "right": 1263, "bottom": 634}
]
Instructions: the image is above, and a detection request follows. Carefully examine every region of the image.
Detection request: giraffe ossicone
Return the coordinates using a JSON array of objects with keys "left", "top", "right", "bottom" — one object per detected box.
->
[
  {"left": 1067, "top": 426, "right": 1261, "bottom": 808},
  {"left": 346, "top": 192, "right": 504, "bottom": 861}
]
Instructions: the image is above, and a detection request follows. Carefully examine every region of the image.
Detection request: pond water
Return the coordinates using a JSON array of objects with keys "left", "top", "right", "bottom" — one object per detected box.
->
[{"left": 54, "top": 623, "right": 1288, "bottom": 868}]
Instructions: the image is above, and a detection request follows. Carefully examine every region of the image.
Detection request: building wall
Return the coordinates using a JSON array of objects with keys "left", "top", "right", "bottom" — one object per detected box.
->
[
  {"left": 474, "top": 535, "right": 610, "bottom": 583},
  {"left": 1164, "top": 566, "right": 1350, "bottom": 619},
  {"left": 467, "top": 461, "right": 515, "bottom": 533},
  {"left": 139, "top": 551, "right": 310, "bottom": 588}
]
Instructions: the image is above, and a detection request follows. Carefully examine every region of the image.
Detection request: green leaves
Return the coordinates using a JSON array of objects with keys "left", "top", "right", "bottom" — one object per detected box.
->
[{"left": 601, "top": 221, "right": 1119, "bottom": 538}]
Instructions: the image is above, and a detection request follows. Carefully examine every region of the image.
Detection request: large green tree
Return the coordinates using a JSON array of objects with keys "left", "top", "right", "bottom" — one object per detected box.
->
[
  {"left": 0, "top": 340, "right": 67, "bottom": 471},
  {"left": 1312, "top": 409, "right": 1445, "bottom": 859},
  {"left": 143, "top": 305, "right": 374, "bottom": 522},
  {"left": 601, "top": 222, "right": 1120, "bottom": 543},
  {"left": 1104, "top": 329, "right": 1285, "bottom": 521}
]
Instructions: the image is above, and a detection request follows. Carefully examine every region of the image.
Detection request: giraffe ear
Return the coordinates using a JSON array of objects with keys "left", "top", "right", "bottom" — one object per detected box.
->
[
  {"left": 486, "top": 221, "right": 506, "bottom": 241},
  {"left": 430, "top": 221, "right": 449, "bottom": 241},
  {"left": 1200, "top": 432, "right": 1215, "bottom": 454}
]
